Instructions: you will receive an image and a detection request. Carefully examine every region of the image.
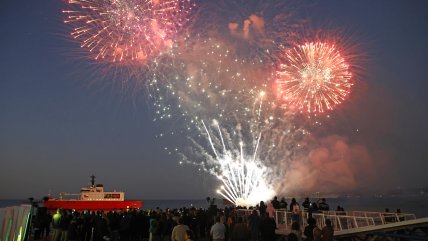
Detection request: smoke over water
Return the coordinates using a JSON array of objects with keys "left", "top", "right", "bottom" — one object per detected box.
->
[{"left": 276, "top": 134, "right": 376, "bottom": 196}]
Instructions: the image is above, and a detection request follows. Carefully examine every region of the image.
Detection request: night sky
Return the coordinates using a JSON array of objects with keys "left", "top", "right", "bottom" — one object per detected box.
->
[{"left": 1, "top": 0, "right": 428, "bottom": 200}]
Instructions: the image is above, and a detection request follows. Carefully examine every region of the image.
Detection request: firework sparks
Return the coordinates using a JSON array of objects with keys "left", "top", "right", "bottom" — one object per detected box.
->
[
  {"left": 149, "top": 37, "right": 275, "bottom": 122},
  {"left": 148, "top": 36, "right": 309, "bottom": 204},
  {"left": 200, "top": 119, "right": 275, "bottom": 207},
  {"left": 63, "top": 0, "right": 194, "bottom": 64},
  {"left": 275, "top": 42, "right": 353, "bottom": 113},
  {"left": 154, "top": 74, "right": 306, "bottom": 205}
]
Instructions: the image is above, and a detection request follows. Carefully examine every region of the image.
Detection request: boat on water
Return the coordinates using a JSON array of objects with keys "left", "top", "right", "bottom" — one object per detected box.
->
[{"left": 44, "top": 175, "right": 142, "bottom": 211}]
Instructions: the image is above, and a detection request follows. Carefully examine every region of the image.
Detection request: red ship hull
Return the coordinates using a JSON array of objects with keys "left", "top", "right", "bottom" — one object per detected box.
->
[{"left": 44, "top": 200, "right": 142, "bottom": 211}]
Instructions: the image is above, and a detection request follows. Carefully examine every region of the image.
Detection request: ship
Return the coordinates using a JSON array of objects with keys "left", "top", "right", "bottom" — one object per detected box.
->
[{"left": 44, "top": 175, "right": 142, "bottom": 211}]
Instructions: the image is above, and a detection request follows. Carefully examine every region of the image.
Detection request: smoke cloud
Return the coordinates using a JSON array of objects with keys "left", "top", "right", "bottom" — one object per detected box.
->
[
  {"left": 228, "top": 14, "right": 265, "bottom": 40},
  {"left": 277, "top": 135, "right": 376, "bottom": 196}
]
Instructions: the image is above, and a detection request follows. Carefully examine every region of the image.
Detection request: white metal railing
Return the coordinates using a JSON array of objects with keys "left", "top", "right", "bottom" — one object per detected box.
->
[
  {"left": 0, "top": 205, "right": 32, "bottom": 241},
  {"left": 235, "top": 209, "right": 416, "bottom": 232},
  {"left": 319, "top": 211, "right": 416, "bottom": 228}
]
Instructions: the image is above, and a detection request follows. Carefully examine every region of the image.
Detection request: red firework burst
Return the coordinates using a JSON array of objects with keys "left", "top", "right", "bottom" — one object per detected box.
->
[
  {"left": 275, "top": 42, "right": 353, "bottom": 113},
  {"left": 63, "top": 0, "right": 194, "bottom": 64}
]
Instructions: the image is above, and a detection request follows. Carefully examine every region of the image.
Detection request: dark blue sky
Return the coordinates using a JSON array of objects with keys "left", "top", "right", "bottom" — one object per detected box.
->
[{"left": 1, "top": 0, "right": 428, "bottom": 199}]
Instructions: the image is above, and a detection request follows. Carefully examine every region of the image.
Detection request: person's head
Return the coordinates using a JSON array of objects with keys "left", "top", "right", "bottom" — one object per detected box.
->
[
  {"left": 287, "top": 233, "right": 298, "bottom": 241},
  {"left": 325, "top": 219, "right": 332, "bottom": 227},
  {"left": 178, "top": 217, "right": 184, "bottom": 224},
  {"left": 313, "top": 227, "right": 322, "bottom": 238},
  {"left": 215, "top": 215, "right": 221, "bottom": 223},
  {"left": 307, "top": 217, "right": 316, "bottom": 225},
  {"left": 184, "top": 230, "right": 194, "bottom": 241},
  {"left": 291, "top": 221, "right": 300, "bottom": 231}
]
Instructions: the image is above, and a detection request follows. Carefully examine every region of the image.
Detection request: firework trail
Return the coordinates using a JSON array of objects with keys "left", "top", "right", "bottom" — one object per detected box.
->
[
  {"left": 198, "top": 119, "right": 275, "bottom": 207},
  {"left": 63, "top": 0, "right": 194, "bottom": 64},
  {"left": 178, "top": 90, "right": 307, "bottom": 206},
  {"left": 275, "top": 41, "right": 353, "bottom": 114}
]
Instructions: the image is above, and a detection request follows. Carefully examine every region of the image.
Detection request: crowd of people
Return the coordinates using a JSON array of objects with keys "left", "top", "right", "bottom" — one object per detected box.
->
[
  {"left": 31, "top": 196, "right": 335, "bottom": 241},
  {"left": 259, "top": 196, "right": 334, "bottom": 241}
]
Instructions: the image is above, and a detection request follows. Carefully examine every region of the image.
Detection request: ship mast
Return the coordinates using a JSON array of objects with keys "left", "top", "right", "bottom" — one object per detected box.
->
[{"left": 90, "top": 174, "right": 96, "bottom": 187}]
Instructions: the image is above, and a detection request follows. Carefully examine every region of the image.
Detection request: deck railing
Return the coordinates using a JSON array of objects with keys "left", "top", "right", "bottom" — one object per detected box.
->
[
  {"left": 0, "top": 205, "right": 32, "bottom": 241},
  {"left": 236, "top": 209, "right": 416, "bottom": 232}
]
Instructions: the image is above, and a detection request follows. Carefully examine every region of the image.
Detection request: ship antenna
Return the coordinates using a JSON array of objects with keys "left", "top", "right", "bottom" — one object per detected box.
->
[{"left": 90, "top": 174, "right": 96, "bottom": 187}]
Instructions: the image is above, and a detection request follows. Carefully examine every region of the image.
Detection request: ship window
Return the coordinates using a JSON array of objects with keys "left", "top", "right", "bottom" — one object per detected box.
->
[
  {"left": 112, "top": 194, "right": 120, "bottom": 199},
  {"left": 104, "top": 194, "right": 112, "bottom": 198}
]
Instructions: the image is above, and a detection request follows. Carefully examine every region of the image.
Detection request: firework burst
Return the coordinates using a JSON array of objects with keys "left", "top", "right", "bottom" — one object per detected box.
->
[
  {"left": 63, "top": 0, "right": 194, "bottom": 64},
  {"left": 275, "top": 42, "right": 353, "bottom": 114}
]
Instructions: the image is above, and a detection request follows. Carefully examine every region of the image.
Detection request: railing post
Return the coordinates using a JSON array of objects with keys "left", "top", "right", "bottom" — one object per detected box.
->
[
  {"left": 321, "top": 213, "right": 326, "bottom": 228},
  {"left": 90, "top": 227, "right": 94, "bottom": 241},
  {"left": 337, "top": 216, "right": 342, "bottom": 231},
  {"left": 275, "top": 210, "right": 279, "bottom": 227},
  {"left": 285, "top": 211, "right": 288, "bottom": 230},
  {"left": 395, "top": 214, "right": 399, "bottom": 222}
]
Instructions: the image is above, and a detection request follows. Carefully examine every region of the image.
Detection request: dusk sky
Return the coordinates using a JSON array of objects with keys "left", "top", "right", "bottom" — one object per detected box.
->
[{"left": 1, "top": 0, "right": 428, "bottom": 200}]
